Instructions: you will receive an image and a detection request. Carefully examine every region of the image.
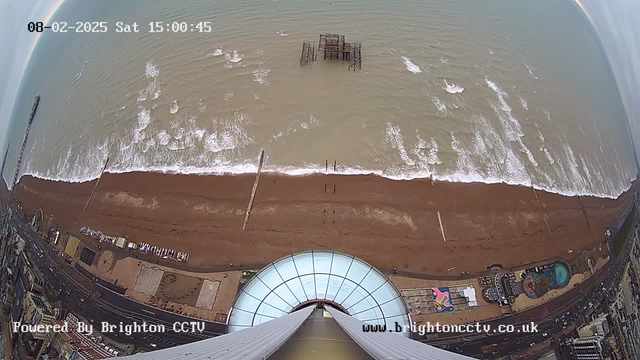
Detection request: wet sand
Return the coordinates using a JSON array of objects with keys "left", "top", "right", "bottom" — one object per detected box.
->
[{"left": 14, "top": 172, "right": 636, "bottom": 274}]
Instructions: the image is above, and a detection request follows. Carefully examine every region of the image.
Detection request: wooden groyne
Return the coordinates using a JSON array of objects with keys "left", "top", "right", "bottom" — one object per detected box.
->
[
  {"left": 243, "top": 149, "right": 265, "bottom": 230},
  {"left": 83, "top": 156, "right": 110, "bottom": 213}
]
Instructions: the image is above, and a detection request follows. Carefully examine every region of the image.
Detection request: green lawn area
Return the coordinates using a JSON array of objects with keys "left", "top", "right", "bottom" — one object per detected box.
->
[
  {"left": 613, "top": 206, "right": 636, "bottom": 258},
  {"left": 242, "top": 270, "right": 257, "bottom": 281}
]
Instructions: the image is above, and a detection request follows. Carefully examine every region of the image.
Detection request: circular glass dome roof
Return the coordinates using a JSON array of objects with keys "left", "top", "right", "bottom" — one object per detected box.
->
[{"left": 227, "top": 251, "right": 411, "bottom": 337}]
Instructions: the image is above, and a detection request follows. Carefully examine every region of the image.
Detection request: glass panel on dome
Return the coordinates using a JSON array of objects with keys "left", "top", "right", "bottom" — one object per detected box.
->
[
  {"left": 359, "top": 269, "right": 387, "bottom": 293},
  {"left": 346, "top": 259, "right": 371, "bottom": 284},
  {"left": 352, "top": 307, "right": 379, "bottom": 322},
  {"left": 313, "top": 251, "right": 333, "bottom": 274},
  {"left": 272, "top": 282, "right": 299, "bottom": 307},
  {"left": 380, "top": 297, "right": 407, "bottom": 317},
  {"left": 371, "top": 283, "right": 398, "bottom": 304},
  {"left": 347, "top": 294, "right": 378, "bottom": 314},
  {"left": 315, "top": 274, "right": 330, "bottom": 299},
  {"left": 354, "top": 305, "right": 383, "bottom": 322},
  {"left": 342, "top": 284, "right": 372, "bottom": 310},
  {"left": 228, "top": 308, "right": 255, "bottom": 327},
  {"left": 264, "top": 291, "right": 294, "bottom": 312},
  {"left": 257, "top": 264, "right": 284, "bottom": 290},
  {"left": 300, "top": 274, "right": 317, "bottom": 299},
  {"left": 330, "top": 253, "right": 353, "bottom": 277},
  {"left": 286, "top": 277, "right": 309, "bottom": 303},
  {"left": 257, "top": 302, "right": 288, "bottom": 319},
  {"left": 273, "top": 256, "right": 298, "bottom": 282},
  {"left": 333, "top": 278, "right": 357, "bottom": 304},
  {"left": 242, "top": 277, "right": 271, "bottom": 299},
  {"left": 325, "top": 275, "right": 344, "bottom": 301},
  {"left": 233, "top": 293, "right": 261, "bottom": 313},
  {"left": 293, "top": 253, "right": 314, "bottom": 275}
]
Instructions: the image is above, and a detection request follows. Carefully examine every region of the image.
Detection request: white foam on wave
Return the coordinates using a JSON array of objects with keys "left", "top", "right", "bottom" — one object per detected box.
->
[
  {"left": 485, "top": 77, "right": 538, "bottom": 167},
  {"left": 18, "top": 99, "right": 633, "bottom": 201},
  {"left": 253, "top": 68, "right": 271, "bottom": 85},
  {"left": 523, "top": 61, "right": 538, "bottom": 80},
  {"left": 309, "top": 115, "right": 320, "bottom": 126},
  {"left": 537, "top": 130, "right": 555, "bottom": 165},
  {"left": 137, "top": 79, "right": 161, "bottom": 102},
  {"left": 431, "top": 96, "right": 448, "bottom": 115},
  {"left": 223, "top": 92, "right": 234, "bottom": 101},
  {"left": 145, "top": 61, "right": 159, "bottom": 78},
  {"left": 133, "top": 108, "right": 152, "bottom": 144},
  {"left": 225, "top": 51, "right": 243, "bottom": 63},
  {"left": 519, "top": 96, "right": 528, "bottom": 110},
  {"left": 591, "top": 117, "right": 605, "bottom": 154},
  {"left": 451, "top": 132, "right": 482, "bottom": 179},
  {"left": 384, "top": 123, "right": 414, "bottom": 166},
  {"left": 401, "top": 56, "right": 421, "bottom": 74},
  {"left": 579, "top": 154, "right": 594, "bottom": 189},
  {"left": 204, "top": 112, "right": 252, "bottom": 152},
  {"left": 470, "top": 114, "right": 530, "bottom": 183},
  {"left": 157, "top": 130, "right": 171, "bottom": 145},
  {"left": 443, "top": 79, "right": 464, "bottom": 94},
  {"left": 138, "top": 61, "right": 161, "bottom": 102},
  {"left": 561, "top": 138, "right": 587, "bottom": 190},
  {"left": 208, "top": 48, "right": 224, "bottom": 57},
  {"left": 543, "top": 109, "right": 551, "bottom": 121},
  {"left": 413, "top": 133, "right": 442, "bottom": 168},
  {"left": 20, "top": 149, "right": 633, "bottom": 200},
  {"left": 169, "top": 101, "right": 179, "bottom": 114}
]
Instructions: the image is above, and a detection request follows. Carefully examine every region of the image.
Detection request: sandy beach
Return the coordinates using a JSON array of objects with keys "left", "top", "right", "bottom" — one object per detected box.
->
[{"left": 13, "top": 172, "right": 636, "bottom": 275}]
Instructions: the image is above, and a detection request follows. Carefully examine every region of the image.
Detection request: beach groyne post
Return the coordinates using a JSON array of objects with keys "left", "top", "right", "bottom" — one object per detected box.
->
[
  {"left": 243, "top": 149, "right": 265, "bottom": 230},
  {"left": 437, "top": 210, "right": 447, "bottom": 242},
  {"left": 83, "top": 156, "right": 110, "bottom": 213}
]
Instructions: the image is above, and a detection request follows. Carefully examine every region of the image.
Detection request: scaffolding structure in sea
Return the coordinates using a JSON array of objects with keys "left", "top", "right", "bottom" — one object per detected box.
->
[{"left": 300, "top": 34, "right": 361, "bottom": 70}]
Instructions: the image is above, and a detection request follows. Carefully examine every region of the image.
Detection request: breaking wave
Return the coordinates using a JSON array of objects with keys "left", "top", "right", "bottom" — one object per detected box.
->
[
  {"left": 444, "top": 79, "right": 464, "bottom": 94},
  {"left": 401, "top": 56, "right": 421, "bottom": 74},
  {"left": 431, "top": 96, "right": 448, "bottom": 115},
  {"left": 16, "top": 61, "right": 635, "bottom": 201},
  {"left": 169, "top": 101, "right": 179, "bottom": 114},
  {"left": 252, "top": 68, "right": 271, "bottom": 85},
  {"left": 225, "top": 51, "right": 243, "bottom": 63},
  {"left": 145, "top": 61, "right": 159, "bottom": 78},
  {"left": 208, "top": 48, "right": 224, "bottom": 57}
]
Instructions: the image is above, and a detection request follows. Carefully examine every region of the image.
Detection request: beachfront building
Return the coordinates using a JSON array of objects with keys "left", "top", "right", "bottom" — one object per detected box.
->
[
  {"left": 114, "top": 251, "right": 472, "bottom": 359},
  {"left": 20, "top": 291, "right": 56, "bottom": 356},
  {"left": 569, "top": 336, "right": 605, "bottom": 360},
  {"left": 578, "top": 313, "right": 610, "bottom": 338}
]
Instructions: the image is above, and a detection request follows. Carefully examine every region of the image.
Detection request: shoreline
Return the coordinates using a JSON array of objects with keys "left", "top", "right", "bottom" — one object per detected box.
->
[
  {"left": 18, "top": 163, "right": 636, "bottom": 200},
  {"left": 13, "top": 171, "right": 637, "bottom": 275}
]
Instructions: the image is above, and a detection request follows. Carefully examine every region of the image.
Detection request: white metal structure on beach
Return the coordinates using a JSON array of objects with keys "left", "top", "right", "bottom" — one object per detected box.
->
[{"left": 227, "top": 251, "right": 412, "bottom": 337}]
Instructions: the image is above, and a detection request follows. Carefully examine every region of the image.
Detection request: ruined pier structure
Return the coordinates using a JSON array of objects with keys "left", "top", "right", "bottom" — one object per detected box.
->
[{"left": 300, "top": 34, "right": 361, "bottom": 70}]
